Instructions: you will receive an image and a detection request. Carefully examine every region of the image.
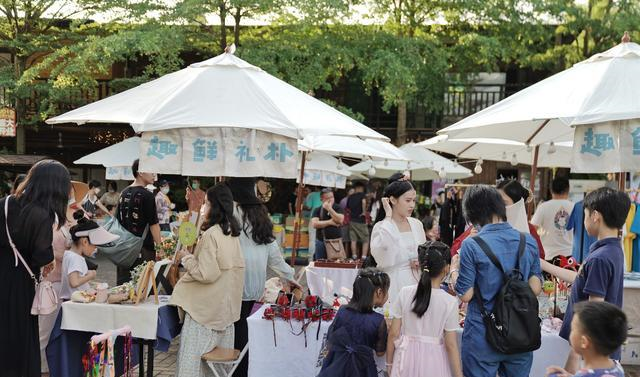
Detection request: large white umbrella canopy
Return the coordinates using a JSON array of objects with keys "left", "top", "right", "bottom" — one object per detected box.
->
[
  {"left": 419, "top": 136, "right": 573, "bottom": 168},
  {"left": 297, "top": 152, "right": 355, "bottom": 189},
  {"left": 438, "top": 39, "right": 640, "bottom": 146},
  {"left": 349, "top": 143, "right": 472, "bottom": 180},
  {"left": 46, "top": 51, "right": 387, "bottom": 142},
  {"left": 74, "top": 136, "right": 140, "bottom": 167},
  {"left": 298, "top": 135, "right": 409, "bottom": 161}
]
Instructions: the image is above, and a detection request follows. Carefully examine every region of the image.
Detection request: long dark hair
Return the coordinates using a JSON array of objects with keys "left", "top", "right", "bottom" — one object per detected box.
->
[
  {"left": 14, "top": 160, "right": 70, "bottom": 229},
  {"left": 374, "top": 179, "right": 415, "bottom": 223},
  {"left": 347, "top": 267, "right": 390, "bottom": 313},
  {"left": 239, "top": 203, "right": 275, "bottom": 245},
  {"left": 412, "top": 241, "right": 451, "bottom": 318},
  {"left": 69, "top": 210, "right": 99, "bottom": 244},
  {"left": 203, "top": 183, "right": 241, "bottom": 237}
]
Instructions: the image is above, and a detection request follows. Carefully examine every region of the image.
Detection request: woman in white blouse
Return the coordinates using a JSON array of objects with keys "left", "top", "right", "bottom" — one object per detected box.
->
[
  {"left": 370, "top": 180, "right": 426, "bottom": 306},
  {"left": 227, "top": 178, "right": 296, "bottom": 377}
]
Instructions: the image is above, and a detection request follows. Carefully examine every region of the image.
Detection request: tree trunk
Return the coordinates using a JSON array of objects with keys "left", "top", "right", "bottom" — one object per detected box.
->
[
  {"left": 583, "top": 0, "right": 593, "bottom": 58},
  {"left": 219, "top": 2, "right": 227, "bottom": 52},
  {"left": 14, "top": 54, "right": 26, "bottom": 154},
  {"left": 396, "top": 100, "right": 407, "bottom": 146},
  {"left": 233, "top": 8, "right": 241, "bottom": 46}
]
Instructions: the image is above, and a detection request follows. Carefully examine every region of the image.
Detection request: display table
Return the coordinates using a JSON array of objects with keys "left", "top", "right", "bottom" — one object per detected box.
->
[
  {"left": 248, "top": 304, "right": 569, "bottom": 377},
  {"left": 47, "top": 296, "right": 181, "bottom": 377},
  {"left": 306, "top": 263, "right": 359, "bottom": 301}
]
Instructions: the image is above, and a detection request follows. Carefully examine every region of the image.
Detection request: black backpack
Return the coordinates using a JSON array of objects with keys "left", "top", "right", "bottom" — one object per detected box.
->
[{"left": 472, "top": 233, "right": 541, "bottom": 354}]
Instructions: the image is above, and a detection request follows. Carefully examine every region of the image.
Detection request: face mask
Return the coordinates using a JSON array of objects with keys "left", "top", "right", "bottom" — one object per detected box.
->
[
  {"left": 191, "top": 183, "right": 199, "bottom": 190},
  {"left": 94, "top": 188, "right": 101, "bottom": 195},
  {"left": 108, "top": 189, "right": 115, "bottom": 193},
  {"left": 68, "top": 197, "right": 75, "bottom": 206},
  {"left": 161, "top": 187, "right": 170, "bottom": 195}
]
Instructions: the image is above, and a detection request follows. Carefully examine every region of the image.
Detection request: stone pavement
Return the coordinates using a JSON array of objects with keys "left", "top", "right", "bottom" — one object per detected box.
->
[{"left": 131, "top": 337, "right": 180, "bottom": 377}]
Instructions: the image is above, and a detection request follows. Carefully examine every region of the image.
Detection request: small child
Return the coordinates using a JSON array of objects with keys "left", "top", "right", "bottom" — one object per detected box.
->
[
  {"left": 541, "top": 187, "right": 630, "bottom": 372},
  {"left": 546, "top": 301, "right": 627, "bottom": 377},
  {"left": 386, "top": 241, "right": 463, "bottom": 377},
  {"left": 60, "top": 211, "right": 119, "bottom": 300},
  {"left": 318, "top": 268, "right": 390, "bottom": 377}
]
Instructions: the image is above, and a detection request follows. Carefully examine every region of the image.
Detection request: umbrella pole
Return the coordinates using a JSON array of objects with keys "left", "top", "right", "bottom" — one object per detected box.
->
[
  {"left": 618, "top": 172, "right": 626, "bottom": 191},
  {"left": 528, "top": 145, "right": 540, "bottom": 219},
  {"left": 291, "top": 151, "right": 308, "bottom": 267}
]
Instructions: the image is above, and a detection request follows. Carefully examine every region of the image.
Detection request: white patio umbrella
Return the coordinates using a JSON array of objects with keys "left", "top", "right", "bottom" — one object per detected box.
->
[
  {"left": 438, "top": 34, "right": 640, "bottom": 188},
  {"left": 298, "top": 135, "right": 409, "bottom": 161},
  {"left": 419, "top": 136, "right": 573, "bottom": 168},
  {"left": 49, "top": 47, "right": 392, "bottom": 265},
  {"left": 438, "top": 38, "right": 640, "bottom": 146},
  {"left": 46, "top": 50, "right": 387, "bottom": 141},
  {"left": 297, "top": 152, "right": 353, "bottom": 189},
  {"left": 349, "top": 143, "right": 472, "bottom": 180},
  {"left": 74, "top": 137, "right": 139, "bottom": 180}
]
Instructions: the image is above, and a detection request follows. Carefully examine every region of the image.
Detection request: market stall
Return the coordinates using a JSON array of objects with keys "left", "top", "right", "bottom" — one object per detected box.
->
[
  {"left": 247, "top": 304, "right": 570, "bottom": 377},
  {"left": 46, "top": 297, "right": 180, "bottom": 377}
]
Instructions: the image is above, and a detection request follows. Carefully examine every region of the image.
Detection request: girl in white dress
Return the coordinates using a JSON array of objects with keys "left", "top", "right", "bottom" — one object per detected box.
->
[
  {"left": 386, "top": 241, "right": 463, "bottom": 377},
  {"left": 370, "top": 180, "right": 426, "bottom": 306}
]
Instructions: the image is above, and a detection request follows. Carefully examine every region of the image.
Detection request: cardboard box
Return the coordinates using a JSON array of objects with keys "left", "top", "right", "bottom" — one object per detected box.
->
[{"left": 283, "top": 232, "right": 309, "bottom": 248}]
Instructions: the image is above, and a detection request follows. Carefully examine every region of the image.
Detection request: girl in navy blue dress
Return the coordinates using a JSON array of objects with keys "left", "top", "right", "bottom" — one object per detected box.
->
[{"left": 318, "top": 268, "right": 390, "bottom": 377}]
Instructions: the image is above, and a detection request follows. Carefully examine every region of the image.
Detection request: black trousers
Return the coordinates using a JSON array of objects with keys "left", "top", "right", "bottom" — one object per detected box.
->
[
  {"left": 116, "top": 246, "right": 155, "bottom": 285},
  {"left": 232, "top": 300, "right": 256, "bottom": 377}
]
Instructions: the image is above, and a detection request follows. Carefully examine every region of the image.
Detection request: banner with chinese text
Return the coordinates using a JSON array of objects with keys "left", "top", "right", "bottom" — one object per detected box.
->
[
  {"left": 0, "top": 108, "right": 16, "bottom": 137},
  {"left": 299, "top": 170, "right": 348, "bottom": 189},
  {"left": 140, "top": 128, "right": 298, "bottom": 178},
  {"left": 572, "top": 120, "right": 640, "bottom": 173},
  {"left": 106, "top": 166, "right": 134, "bottom": 181}
]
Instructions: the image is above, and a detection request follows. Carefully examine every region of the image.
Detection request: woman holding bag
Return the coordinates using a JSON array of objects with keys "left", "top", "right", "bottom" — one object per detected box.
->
[{"left": 0, "top": 160, "right": 71, "bottom": 377}]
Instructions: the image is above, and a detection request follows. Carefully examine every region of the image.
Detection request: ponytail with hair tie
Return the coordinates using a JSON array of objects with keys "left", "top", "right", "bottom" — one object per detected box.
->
[
  {"left": 348, "top": 268, "right": 390, "bottom": 313},
  {"left": 412, "top": 241, "right": 451, "bottom": 318}
]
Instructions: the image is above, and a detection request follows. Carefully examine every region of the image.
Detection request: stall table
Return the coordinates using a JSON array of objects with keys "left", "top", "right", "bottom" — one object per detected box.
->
[
  {"left": 305, "top": 262, "right": 359, "bottom": 302},
  {"left": 247, "top": 304, "right": 570, "bottom": 377},
  {"left": 47, "top": 296, "right": 181, "bottom": 377}
]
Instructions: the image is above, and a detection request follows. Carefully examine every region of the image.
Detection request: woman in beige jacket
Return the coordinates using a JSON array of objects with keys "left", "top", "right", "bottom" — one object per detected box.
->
[{"left": 171, "top": 183, "right": 245, "bottom": 377}]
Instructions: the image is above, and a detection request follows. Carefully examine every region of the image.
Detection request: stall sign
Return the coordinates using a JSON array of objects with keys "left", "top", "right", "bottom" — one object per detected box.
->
[
  {"left": 572, "top": 120, "right": 640, "bottom": 173},
  {"left": 0, "top": 107, "right": 16, "bottom": 137}
]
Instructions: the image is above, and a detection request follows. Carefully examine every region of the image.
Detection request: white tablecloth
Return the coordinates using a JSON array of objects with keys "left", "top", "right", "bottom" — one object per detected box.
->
[
  {"left": 248, "top": 304, "right": 569, "bottom": 377},
  {"left": 306, "top": 264, "right": 359, "bottom": 302},
  {"left": 61, "top": 296, "right": 171, "bottom": 340},
  {"left": 248, "top": 304, "right": 335, "bottom": 377}
]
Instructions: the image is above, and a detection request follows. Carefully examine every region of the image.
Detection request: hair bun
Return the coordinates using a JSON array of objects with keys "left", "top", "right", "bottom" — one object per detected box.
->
[{"left": 73, "top": 209, "right": 87, "bottom": 222}]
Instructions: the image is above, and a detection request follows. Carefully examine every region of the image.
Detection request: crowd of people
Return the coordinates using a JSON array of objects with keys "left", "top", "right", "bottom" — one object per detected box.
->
[{"left": 0, "top": 158, "right": 632, "bottom": 377}]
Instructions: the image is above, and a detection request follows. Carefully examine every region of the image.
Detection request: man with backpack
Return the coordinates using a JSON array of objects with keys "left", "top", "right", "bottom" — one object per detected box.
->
[
  {"left": 115, "top": 159, "right": 162, "bottom": 284},
  {"left": 450, "top": 185, "right": 542, "bottom": 377}
]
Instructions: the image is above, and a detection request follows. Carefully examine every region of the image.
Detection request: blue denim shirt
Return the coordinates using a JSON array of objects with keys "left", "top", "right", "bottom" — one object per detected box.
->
[{"left": 456, "top": 222, "right": 542, "bottom": 316}]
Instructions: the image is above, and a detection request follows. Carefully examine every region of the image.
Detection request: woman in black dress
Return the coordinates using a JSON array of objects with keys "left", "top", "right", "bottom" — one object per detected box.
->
[{"left": 0, "top": 160, "right": 71, "bottom": 377}]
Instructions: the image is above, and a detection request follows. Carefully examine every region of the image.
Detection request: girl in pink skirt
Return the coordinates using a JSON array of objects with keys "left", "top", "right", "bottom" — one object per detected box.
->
[{"left": 386, "top": 241, "right": 463, "bottom": 377}]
